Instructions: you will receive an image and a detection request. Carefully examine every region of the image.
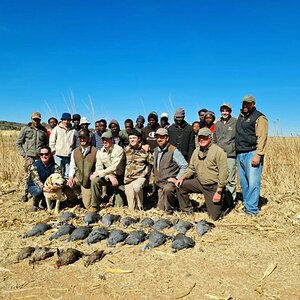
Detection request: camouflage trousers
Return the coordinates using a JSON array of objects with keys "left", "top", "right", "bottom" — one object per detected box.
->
[{"left": 23, "top": 156, "right": 35, "bottom": 194}]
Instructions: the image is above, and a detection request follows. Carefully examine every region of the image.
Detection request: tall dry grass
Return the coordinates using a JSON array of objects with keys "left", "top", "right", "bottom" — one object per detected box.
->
[{"left": 0, "top": 131, "right": 299, "bottom": 196}]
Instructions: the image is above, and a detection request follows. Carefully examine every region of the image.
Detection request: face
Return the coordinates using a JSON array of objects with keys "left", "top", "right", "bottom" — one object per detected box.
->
[
  {"left": 198, "top": 135, "right": 211, "bottom": 148},
  {"left": 160, "top": 117, "right": 168, "bottom": 127},
  {"left": 32, "top": 118, "right": 41, "bottom": 128},
  {"left": 129, "top": 135, "right": 140, "bottom": 147},
  {"left": 221, "top": 107, "right": 231, "bottom": 120},
  {"left": 199, "top": 112, "right": 206, "bottom": 122},
  {"left": 175, "top": 116, "right": 184, "bottom": 125},
  {"left": 192, "top": 122, "right": 200, "bottom": 134},
  {"left": 95, "top": 122, "right": 106, "bottom": 132},
  {"left": 156, "top": 134, "right": 169, "bottom": 148},
  {"left": 110, "top": 123, "right": 118, "bottom": 133},
  {"left": 102, "top": 137, "right": 113, "bottom": 150},
  {"left": 61, "top": 119, "right": 71, "bottom": 128},
  {"left": 125, "top": 122, "right": 133, "bottom": 133},
  {"left": 73, "top": 119, "right": 80, "bottom": 126},
  {"left": 79, "top": 136, "right": 89, "bottom": 147},
  {"left": 39, "top": 148, "right": 51, "bottom": 164},
  {"left": 48, "top": 119, "right": 57, "bottom": 129},
  {"left": 148, "top": 118, "right": 156, "bottom": 126},
  {"left": 81, "top": 123, "right": 89, "bottom": 130},
  {"left": 204, "top": 115, "right": 214, "bottom": 126},
  {"left": 136, "top": 119, "right": 144, "bottom": 128},
  {"left": 242, "top": 101, "right": 255, "bottom": 114}
]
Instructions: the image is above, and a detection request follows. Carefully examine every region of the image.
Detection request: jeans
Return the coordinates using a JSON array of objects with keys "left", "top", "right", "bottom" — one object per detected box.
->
[
  {"left": 237, "top": 151, "right": 263, "bottom": 215},
  {"left": 54, "top": 155, "right": 70, "bottom": 179},
  {"left": 28, "top": 185, "right": 44, "bottom": 206}
]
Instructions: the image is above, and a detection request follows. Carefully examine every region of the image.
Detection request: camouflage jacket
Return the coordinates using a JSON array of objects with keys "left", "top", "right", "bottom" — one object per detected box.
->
[
  {"left": 124, "top": 143, "right": 153, "bottom": 184},
  {"left": 28, "top": 159, "right": 61, "bottom": 189}
]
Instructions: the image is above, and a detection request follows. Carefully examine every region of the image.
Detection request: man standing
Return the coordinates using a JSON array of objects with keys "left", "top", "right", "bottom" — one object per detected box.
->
[
  {"left": 49, "top": 113, "right": 74, "bottom": 179},
  {"left": 90, "top": 131, "right": 126, "bottom": 207},
  {"left": 142, "top": 112, "right": 161, "bottom": 152},
  {"left": 67, "top": 129, "right": 98, "bottom": 211},
  {"left": 153, "top": 128, "right": 188, "bottom": 214},
  {"left": 236, "top": 95, "right": 268, "bottom": 216},
  {"left": 28, "top": 146, "right": 60, "bottom": 211},
  {"left": 177, "top": 128, "right": 228, "bottom": 220},
  {"left": 16, "top": 112, "right": 48, "bottom": 202},
  {"left": 198, "top": 108, "right": 208, "bottom": 128},
  {"left": 94, "top": 119, "right": 108, "bottom": 150},
  {"left": 124, "top": 129, "right": 152, "bottom": 210},
  {"left": 168, "top": 108, "right": 195, "bottom": 162},
  {"left": 160, "top": 112, "right": 170, "bottom": 129},
  {"left": 135, "top": 115, "right": 145, "bottom": 133},
  {"left": 213, "top": 103, "right": 237, "bottom": 201}
]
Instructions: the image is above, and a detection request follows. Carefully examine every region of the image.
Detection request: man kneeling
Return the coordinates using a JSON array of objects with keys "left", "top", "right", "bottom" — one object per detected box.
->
[{"left": 176, "top": 128, "right": 228, "bottom": 220}]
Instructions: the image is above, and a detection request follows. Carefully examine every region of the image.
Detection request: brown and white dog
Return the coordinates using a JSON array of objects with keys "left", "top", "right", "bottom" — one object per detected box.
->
[{"left": 43, "top": 173, "right": 67, "bottom": 214}]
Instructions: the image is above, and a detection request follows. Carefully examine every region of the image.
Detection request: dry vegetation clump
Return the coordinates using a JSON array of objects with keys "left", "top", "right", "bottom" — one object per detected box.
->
[{"left": 0, "top": 132, "right": 299, "bottom": 299}]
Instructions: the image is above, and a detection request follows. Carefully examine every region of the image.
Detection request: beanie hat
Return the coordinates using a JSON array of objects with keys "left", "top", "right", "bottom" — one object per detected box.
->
[
  {"left": 174, "top": 108, "right": 185, "bottom": 118},
  {"left": 136, "top": 115, "right": 145, "bottom": 122},
  {"left": 109, "top": 119, "right": 120, "bottom": 129},
  {"left": 72, "top": 114, "right": 81, "bottom": 121},
  {"left": 148, "top": 111, "right": 158, "bottom": 122},
  {"left": 128, "top": 129, "right": 142, "bottom": 137},
  {"left": 204, "top": 111, "right": 215, "bottom": 122}
]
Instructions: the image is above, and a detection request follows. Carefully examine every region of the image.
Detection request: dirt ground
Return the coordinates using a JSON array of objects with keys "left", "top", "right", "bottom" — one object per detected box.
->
[{"left": 0, "top": 185, "right": 299, "bottom": 300}]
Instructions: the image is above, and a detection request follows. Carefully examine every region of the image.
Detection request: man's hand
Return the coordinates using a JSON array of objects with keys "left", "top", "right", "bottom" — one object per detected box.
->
[
  {"left": 67, "top": 178, "right": 76, "bottom": 187},
  {"left": 142, "top": 144, "right": 150, "bottom": 152},
  {"left": 167, "top": 177, "right": 177, "bottom": 184},
  {"left": 176, "top": 177, "right": 185, "bottom": 187},
  {"left": 251, "top": 156, "right": 260, "bottom": 167},
  {"left": 212, "top": 192, "right": 222, "bottom": 203},
  {"left": 107, "top": 175, "right": 118, "bottom": 186},
  {"left": 90, "top": 172, "right": 98, "bottom": 180},
  {"left": 43, "top": 186, "right": 53, "bottom": 193}
]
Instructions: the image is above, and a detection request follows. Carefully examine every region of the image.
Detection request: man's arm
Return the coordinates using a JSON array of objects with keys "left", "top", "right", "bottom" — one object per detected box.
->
[
  {"left": 49, "top": 126, "right": 57, "bottom": 153},
  {"left": 255, "top": 115, "right": 268, "bottom": 157},
  {"left": 16, "top": 127, "right": 26, "bottom": 157}
]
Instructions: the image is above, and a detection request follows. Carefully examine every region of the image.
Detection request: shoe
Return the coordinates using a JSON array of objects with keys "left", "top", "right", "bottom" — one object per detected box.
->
[
  {"left": 31, "top": 206, "right": 41, "bottom": 212},
  {"left": 165, "top": 210, "right": 174, "bottom": 215},
  {"left": 20, "top": 195, "right": 29, "bottom": 202},
  {"left": 88, "top": 206, "right": 99, "bottom": 213}
]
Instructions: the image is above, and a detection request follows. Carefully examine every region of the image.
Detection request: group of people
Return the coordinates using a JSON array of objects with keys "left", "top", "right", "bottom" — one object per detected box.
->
[{"left": 16, "top": 95, "right": 268, "bottom": 220}]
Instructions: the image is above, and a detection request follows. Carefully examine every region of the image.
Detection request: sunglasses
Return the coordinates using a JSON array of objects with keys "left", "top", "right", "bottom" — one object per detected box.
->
[{"left": 39, "top": 152, "right": 50, "bottom": 156}]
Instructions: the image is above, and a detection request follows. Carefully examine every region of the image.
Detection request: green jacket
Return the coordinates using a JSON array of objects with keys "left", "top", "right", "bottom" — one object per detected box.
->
[{"left": 16, "top": 123, "right": 48, "bottom": 159}]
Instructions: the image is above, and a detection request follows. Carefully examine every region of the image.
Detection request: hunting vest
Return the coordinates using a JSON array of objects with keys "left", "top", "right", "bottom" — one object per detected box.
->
[
  {"left": 236, "top": 108, "right": 264, "bottom": 153},
  {"left": 154, "top": 144, "right": 180, "bottom": 187},
  {"left": 73, "top": 146, "right": 97, "bottom": 188}
]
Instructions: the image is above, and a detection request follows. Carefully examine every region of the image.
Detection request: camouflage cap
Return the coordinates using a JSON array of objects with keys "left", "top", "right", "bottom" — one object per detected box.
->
[
  {"left": 31, "top": 112, "right": 41, "bottom": 119},
  {"left": 198, "top": 127, "right": 211, "bottom": 137},
  {"left": 101, "top": 131, "right": 113, "bottom": 139},
  {"left": 243, "top": 95, "right": 256, "bottom": 103},
  {"left": 220, "top": 102, "right": 232, "bottom": 111}
]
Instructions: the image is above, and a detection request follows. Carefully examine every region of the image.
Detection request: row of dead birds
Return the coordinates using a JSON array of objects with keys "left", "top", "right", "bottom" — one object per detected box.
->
[
  {"left": 15, "top": 246, "right": 105, "bottom": 268},
  {"left": 21, "top": 212, "right": 215, "bottom": 252}
]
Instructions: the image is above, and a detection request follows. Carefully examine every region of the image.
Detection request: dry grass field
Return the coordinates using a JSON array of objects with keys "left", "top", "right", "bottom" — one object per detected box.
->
[{"left": 0, "top": 131, "right": 299, "bottom": 300}]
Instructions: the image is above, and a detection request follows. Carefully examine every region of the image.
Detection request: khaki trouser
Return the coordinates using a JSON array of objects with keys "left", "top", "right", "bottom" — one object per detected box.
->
[
  {"left": 23, "top": 156, "right": 34, "bottom": 194},
  {"left": 91, "top": 176, "right": 126, "bottom": 208},
  {"left": 125, "top": 178, "right": 146, "bottom": 210},
  {"left": 177, "top": 178, "right": 222, "bottom": 220},
  {"left": 157, "top": 182, "right": 177, "bottom": 212}
]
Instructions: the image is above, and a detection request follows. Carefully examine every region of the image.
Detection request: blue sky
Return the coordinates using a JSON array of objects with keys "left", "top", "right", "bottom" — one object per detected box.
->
[{"left": 0, "top": 0, "right": 299, "bottom": 135}]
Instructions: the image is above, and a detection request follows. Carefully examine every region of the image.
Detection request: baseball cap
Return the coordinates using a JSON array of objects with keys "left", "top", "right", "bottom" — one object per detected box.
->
[
  {"left": 243, "top": 95, "right": 256, "bottom": 103},
  {"left": 155, "top": 128, "right": 169, "bottom": 136},
  {"left": 198, "top": 128, "right": 211, "bottom": 137},
  {"left": 101, "top": 131, "right": 113, "bottom": 139},
  {"left": 31, "top": 112, "right": 41, "bottom": 119}
]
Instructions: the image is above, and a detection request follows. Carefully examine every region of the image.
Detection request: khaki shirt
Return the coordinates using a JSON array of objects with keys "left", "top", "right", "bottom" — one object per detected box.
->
[
  {"left": 255, "top": 115, "right": 268, "bottom": 157},
  {"left": 95, "top": 144, "right": 125, "bottom": 179}
]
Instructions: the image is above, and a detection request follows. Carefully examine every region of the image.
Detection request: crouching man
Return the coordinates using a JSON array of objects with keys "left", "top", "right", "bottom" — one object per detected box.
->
[
  {"left": 176, "top": 128, "right": 228, "bottom": 220},
  {"left": 67, "top": 129, "right": 98, "bottom": 211},
  {"left": 28, "top": 146, "right": 61, "bottom": 211},
  {"left": 90, "top": 131, "right": 126, "bottom": 208},
  {"left": 124, "top": 129, "right": 152, "bottom": 210},
  {"left": 153, "top": 128, "right": 189, "bottom": 214}
]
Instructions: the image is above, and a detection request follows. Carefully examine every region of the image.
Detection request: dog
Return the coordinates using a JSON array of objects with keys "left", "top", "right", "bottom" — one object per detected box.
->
[{"left": 43, "top": 173, "right": 67, "bottom": 214}]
